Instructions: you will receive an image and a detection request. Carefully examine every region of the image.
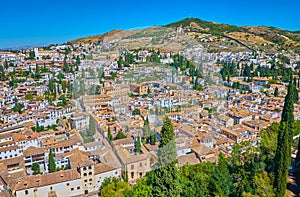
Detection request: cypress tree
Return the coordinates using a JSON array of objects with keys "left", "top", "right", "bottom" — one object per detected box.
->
[
  {"left": 48, "top": 149, "right": 56, "bottom": 173},
  {"left": 107, "top": 127, "right": 112, "bottom": 141},
  {"left": 274, "top": 83, "right": 295, "bottom": 197},
  {"left": 147, "top": 116, "right": 180, "bottom": 196},
  {"left": 150, "top": 130, "right": 157, "bottom": 145},
  {"left": 143, "top": 117, "right": 150, "bottom": 143},
  {"left": 136, "top": 137, "right": 141, "bottom": 154},
  {"left": 89, "top": 115, "right": 96, "bottom": 135},
  {"left": 274, "top": 87, "right": 279, "bottom": 97}
]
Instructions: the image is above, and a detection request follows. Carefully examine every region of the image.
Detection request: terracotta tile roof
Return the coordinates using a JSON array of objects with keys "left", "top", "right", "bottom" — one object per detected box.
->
[
  {"left": 12, "top": 133, "right": 26, "bottom": 142},
  {"left": 23, "top": 146, "right": 45, "bottom": 157},
  {"left": 191, "top": 144, "right": 214, "bottom": 156},
  {"left": 177, "top": 153, "right": 200, "bottom": 167},
  {"left": 64, "top": 148, "right": 90, "bottom": 168},
  {"left": 23, "top": 121, "right": 35, "bottom": 128},
  {"left": 0, "top": 156, "right": 23, "bottom": 166},
  {"left": 0, "top": 145, "right": 20, "bottom": 153},
  {"left": 14, "top": 169, "right": 81, "bottom": 191},
  {"left": 94, "top": 163, "right": 115, "bottom": 175}
]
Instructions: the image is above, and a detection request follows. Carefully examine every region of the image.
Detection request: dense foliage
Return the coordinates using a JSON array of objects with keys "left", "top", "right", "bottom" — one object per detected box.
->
[{"left": 99, "top": 112, "right": 300, "bottom": 197}]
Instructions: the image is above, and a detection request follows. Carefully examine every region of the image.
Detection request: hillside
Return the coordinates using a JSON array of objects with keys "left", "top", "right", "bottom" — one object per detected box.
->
[
  {"left": 166, "top": 18, "right": 300, "bottom": 53},
  {"left": 166, "top": 18, "right": 241, "bottom": 35},
  {"left": 68, "top": 30, "right": 123, "bottom": 44},
  {"left": 68, "top": 18, "right": 300, "bottom": 54}
]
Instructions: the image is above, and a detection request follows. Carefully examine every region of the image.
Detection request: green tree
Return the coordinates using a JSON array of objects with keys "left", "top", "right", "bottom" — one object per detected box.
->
[
  {"left": 253, "top": 172, "right": 275, "bottom": 197},
  {"left": 76, "top": 56, "right": 81, "bottom": 66},
  {"left": 99, "top": 181, "right": 130, "bottom": 197},
  {"left": 147, "top": 116, "right": 180, "bottom": 196},
  {"left": 31, "top": 163, "right": 40, "bottom": 175},
  {"left": 89, "top": 115, "right": 96, "bottom": 136},
  {"left": 143, "top": 117, "right": 150, "bottom": 143},
  {"left": 12, "top": 102, "right": 24, "bottom": 114},
  {"left": 4, "top": 60, "right": 9, "bottom": 69},
  {"left": 132, "top": 108, "right": 140, "bottom": 116},
  {"left": 210, "top": 153, "right": 234, "bottom": 196},
  {"left": 274, "top": 83, "right": 295, "bottom": 197},
  {"left": 114, "top": 130, "right": 126, "bottom": 140},
  {"left": 61, "top": 80, "right": 67, "bottom": 93},
  {"left": 63, "top": 56, "right": 69, "bottom": 73},
  {"left": 48, "top": 78, "right": 55, "bottom": 93},
  {"left": 25, "top": 93, "right": 34, "bottom": 101},
  {"left": 48, "top": 149, "right": 56, "bottom": 173},
  {"left": 136, "top": 137, "right": 141, "bottom": 154},
  {"left": 274, "top": 87, "right": 279, "bottom": 97},
  {"left": 130, "top": 178, "right": 152, "bottom": 197},
  {"left": 35, "top": 64, "right": 41, "bottom": 78},
  {"left": 107, "top": 127, "right": 113, "bottom": 141},
  {"left": 150, "top": 130, "right": 157, "bottom": 145}
]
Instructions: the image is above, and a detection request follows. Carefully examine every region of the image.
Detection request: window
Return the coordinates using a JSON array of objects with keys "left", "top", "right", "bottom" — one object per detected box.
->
[
  {"left": 50, "top": 186, "right": 52, "bottom": 190},
  {"left": 84, "top": 179, "right": 88, "bottom": 183},
  {"left": 66, "top": 183, "right": 69, "bottom": 186},
  {"left": 131, "top": 172, "right": 134, "bottom": 179},
  {"left": 139, "top": 162, "right": 142, "bottom": 167},
  {"left": 84, "top": 173, "right": 87, "bottom": 176},
  {"left": 25, "top": 190, "right": 28, "bottom": 195},
  {"left": 131, "top": 165, "right": 134, "bottom": 170},
  {"left": 88, "top": 172, "right": 92, "bottom": 175},
  {"left": 71, "top": 188, "right": 74, "bottom": 191},
  {"left": 89, "top": 166, "right": 92, "bottom": 170},
  {"left": 89, "top": 178, "right": 92, "bottom": 181},
  {"left": 77, "top": 186, "right": 80, "bottom": 190}
]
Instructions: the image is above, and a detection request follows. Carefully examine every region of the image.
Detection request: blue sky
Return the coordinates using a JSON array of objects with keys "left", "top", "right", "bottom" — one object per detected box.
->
[{"left": 1, "top": 0, "right": 300, "bottom": 48}]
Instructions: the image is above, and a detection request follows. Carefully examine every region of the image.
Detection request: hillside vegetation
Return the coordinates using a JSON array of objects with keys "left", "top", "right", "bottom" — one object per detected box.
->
[{"left": 69, "top": 17, "right": 300, "bottom": 54}]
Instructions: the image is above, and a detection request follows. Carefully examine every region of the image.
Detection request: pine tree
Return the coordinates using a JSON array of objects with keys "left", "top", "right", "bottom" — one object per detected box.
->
[
  {"left": 274, "top": 83, "right": 295, "bottom": 197},
  {"left": 147, "top": 116, "right": 180, "bottom": 196},
  {"left": 274, "top": 87, "right": 279, "bottom": 97},
  {"left": 48, "top": 149, "right": 56, "bottom": 173}
]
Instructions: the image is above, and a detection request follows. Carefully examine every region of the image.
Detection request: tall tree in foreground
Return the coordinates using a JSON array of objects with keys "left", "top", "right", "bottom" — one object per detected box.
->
[
  {"left": 147, "top": 116, "right": 180, "bottom": 196},
  {"left": 273, "top": 83, "right": 295, "bottom": 197}
]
